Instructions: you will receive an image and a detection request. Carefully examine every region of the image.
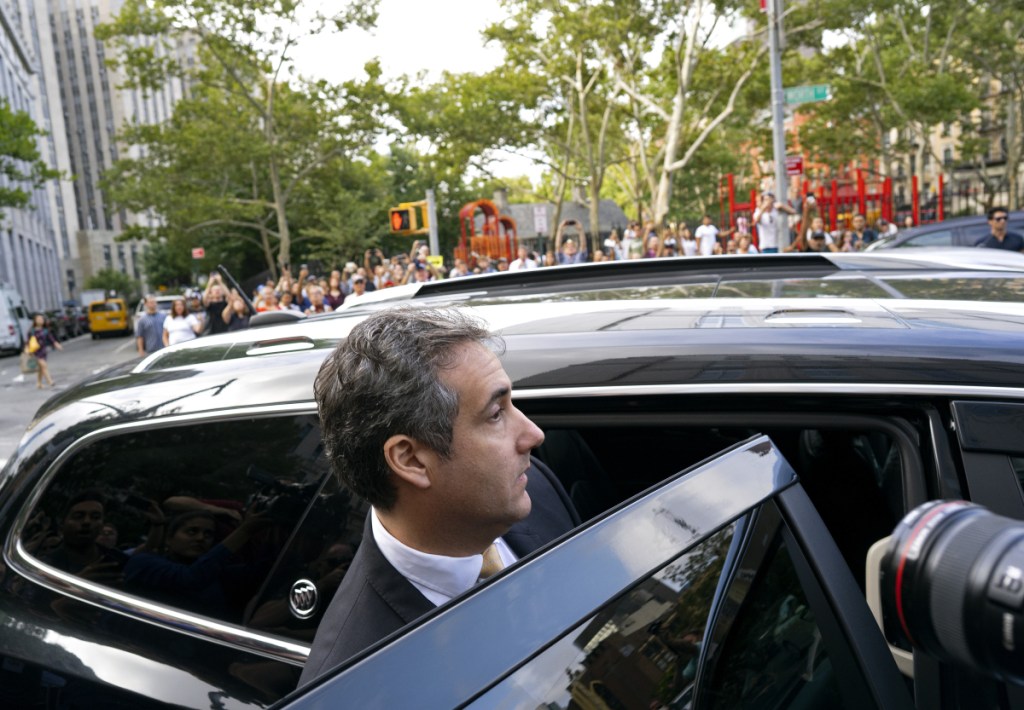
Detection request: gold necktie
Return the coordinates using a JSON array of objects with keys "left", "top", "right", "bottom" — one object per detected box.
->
[{"left": 478, "top": 543, "right": 504, "bottom": 580}]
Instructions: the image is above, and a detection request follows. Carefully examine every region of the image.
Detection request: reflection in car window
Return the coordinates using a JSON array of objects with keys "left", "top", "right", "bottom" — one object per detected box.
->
[
  {"left": 716, "top": 277, "right": 889, "bottom": 299},
  {"left": 21, "top": 416, "right": 335, "bottom": 629},
  {"left": 881, "top": 276, "right": 1024, "bottom": 302},
  {"left": 467, "top": 524, "right": 735, "bottom": 710},
  {"left": 702, "top": 533, "right": 846, "bottom": 708},
  {"left": 244, "top": 475, "right": 368, "bottom": 642}
]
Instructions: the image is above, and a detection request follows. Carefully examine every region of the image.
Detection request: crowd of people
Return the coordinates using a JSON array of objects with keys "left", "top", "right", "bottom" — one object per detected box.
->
[{"left": 130, "top": 203, "right": 1020, "bottom": 356}]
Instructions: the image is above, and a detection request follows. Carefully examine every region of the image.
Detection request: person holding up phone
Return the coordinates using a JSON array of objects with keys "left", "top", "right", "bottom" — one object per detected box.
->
[{"left": 752, "top": 191, "right": 797, "bottom": 254}]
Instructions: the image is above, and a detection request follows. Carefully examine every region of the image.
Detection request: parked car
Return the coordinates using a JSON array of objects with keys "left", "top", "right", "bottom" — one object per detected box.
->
[
  {"left": 44, "top": 309, "right": 74, "bottom": 341},
  {"left": 87, "top": 297, "right": 132, "bottom": 338},
  {"left": 132, "top": 293, "right": 183, "bottom": 329},
  {"left": 4, "top": 252, "right": 1024, "bottom": 708},
  {"left": 0, "top": 281, "right": 31, "bottom": 353},
  {"left": 71, "top": 304, "right": 90, "bottom": 335},
  {"left": 867, "top": 210, "right": 1024, "bottom": 250}
]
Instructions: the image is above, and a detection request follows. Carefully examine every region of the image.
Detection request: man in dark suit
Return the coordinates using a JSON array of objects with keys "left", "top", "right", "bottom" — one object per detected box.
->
[{"left": 300, "top": 307, "right": 579, "bottom": 686}]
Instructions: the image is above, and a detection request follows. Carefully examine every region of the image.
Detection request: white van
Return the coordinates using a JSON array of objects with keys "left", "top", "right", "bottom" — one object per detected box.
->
[{"left": 0, "top": 283, "right": 31, "bottom": 353}]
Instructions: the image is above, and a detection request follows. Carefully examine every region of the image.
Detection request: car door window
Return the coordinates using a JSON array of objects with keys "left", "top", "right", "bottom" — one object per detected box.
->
[
  {"left": 18, "top": 415, "right": 335, "bottom": 630},
  {"left": 465, "top": 523, "right": 736, "bottom": 710},
  {"left": 964, "top": 223, "right": 993, "bottom": 246},
  {"left": 902, "top": 229, "right": 953, "bottom": 247},
  {"left": 467, "top": 502, "right": 860, "bottom": 710},
  {"left": 701, "top": 527, "right": 844, "bottom": 707},
  {"left": 243, "top": 474, "right": 369, "bottom": 642}
]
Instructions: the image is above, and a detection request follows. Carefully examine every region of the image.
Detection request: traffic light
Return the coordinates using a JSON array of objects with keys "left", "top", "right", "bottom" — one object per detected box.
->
[{"left": 390, "top": 207, "right": 417, "bottom": 234}]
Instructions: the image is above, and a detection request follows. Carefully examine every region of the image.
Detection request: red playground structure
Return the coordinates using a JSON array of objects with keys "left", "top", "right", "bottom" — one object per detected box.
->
[
  {"left": 720, "top": 169, "right": 947, "bottom": 246},
  {"left": 454, "top": 199, "right": 518, "bottom": 264}
]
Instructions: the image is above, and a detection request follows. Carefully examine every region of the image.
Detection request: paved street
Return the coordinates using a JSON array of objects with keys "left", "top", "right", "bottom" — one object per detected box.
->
[{"left": 0, "top": 333, "right": 140, "bottom": 468}]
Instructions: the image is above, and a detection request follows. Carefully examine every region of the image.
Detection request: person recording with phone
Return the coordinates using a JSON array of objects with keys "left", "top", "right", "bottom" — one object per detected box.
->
[
  {"left": 203, "top": 273, "right": 230, "bottom": 336},
  {"left": 752, "top": 191, "right": 797, "bottom": 254}
]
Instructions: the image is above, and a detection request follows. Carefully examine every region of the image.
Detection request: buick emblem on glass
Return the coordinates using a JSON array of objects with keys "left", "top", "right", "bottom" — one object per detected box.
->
[{"left": 289, "top": 579, "right": 319, "bottom": 619}]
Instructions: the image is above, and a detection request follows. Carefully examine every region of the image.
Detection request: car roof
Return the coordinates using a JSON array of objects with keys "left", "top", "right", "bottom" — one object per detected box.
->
[{"left": 17, "top": 252, "right": 1020, "bottom": 433}]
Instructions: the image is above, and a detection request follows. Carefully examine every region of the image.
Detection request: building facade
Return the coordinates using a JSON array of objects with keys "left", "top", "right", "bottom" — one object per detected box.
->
[
  {"left": 42, "top": 0, "right": 192, "bottom": 301},
  {"left": 0, "top": 0, "right": 65, "bottom": 312}
]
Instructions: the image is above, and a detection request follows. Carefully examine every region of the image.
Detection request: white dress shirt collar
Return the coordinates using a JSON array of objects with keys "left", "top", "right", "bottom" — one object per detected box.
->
[{"left": 370, "top": 509, "right": 515, "bottom": 606}]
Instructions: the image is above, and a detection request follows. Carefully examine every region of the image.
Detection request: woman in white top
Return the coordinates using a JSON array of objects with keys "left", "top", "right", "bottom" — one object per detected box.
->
[
  {"left": 679, "top": 225, "right": 698, "bottom": 256},
  {"left": 163, "top": 298, "right": 202, "bottom": 347}
]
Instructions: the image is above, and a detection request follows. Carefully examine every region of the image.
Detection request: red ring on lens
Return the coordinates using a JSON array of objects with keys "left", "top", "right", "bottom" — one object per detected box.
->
[{"left": 894, "top": 502, "right": 964, "bottom": 646}]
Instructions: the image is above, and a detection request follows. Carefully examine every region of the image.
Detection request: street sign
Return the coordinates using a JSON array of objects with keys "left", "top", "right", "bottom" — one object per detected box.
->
[
  {"left": 785, "top": 154, "right": 804, "bottom": 176},
  {"left": 533, "top": 205, "right": 548, "bottom": 235},
  {"left": 191, "top": 247, "right": 205, "bottom": 259},
  {"left": 784, "top": 84, "right": 830, "bottom": 106}
]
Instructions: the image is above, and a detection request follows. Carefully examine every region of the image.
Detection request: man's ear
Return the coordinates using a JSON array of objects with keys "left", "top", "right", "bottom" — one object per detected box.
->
[{"left": 383, "top": 435, "right": 432, "bottom": 490}]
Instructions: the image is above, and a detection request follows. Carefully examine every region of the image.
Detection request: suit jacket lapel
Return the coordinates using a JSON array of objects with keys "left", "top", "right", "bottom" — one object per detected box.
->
[{"left": 359, "top": 514, "right": 435, "bottom": 623}]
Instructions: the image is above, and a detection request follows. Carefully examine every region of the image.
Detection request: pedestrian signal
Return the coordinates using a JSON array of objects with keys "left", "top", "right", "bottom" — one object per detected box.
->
[{"left": 390, "top": 208, "right": 415, "bottom": 233}]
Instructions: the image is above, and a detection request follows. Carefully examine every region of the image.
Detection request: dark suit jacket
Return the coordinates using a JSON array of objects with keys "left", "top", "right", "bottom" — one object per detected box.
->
[{"left": 299, "top": 456, "right": 579, "bottom": 686}]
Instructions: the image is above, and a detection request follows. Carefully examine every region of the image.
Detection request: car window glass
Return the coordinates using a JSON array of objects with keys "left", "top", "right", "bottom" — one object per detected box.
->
[
  {"left": 243, "top": 474, "right": 368, "bottom": 642},
  {"left": 1011, "top": 457, "right": 1024, "bottom": 492},
  {"left": 701, "top": 530, "right": 847, "bottom": 708},
  {"left": 538, "top": 424, "right": 903, "bottom": 593},
  {"left": 963, "top": 224, "right": 984, "bottom": 243},
  {"left": 879, "top": 275, "right": 1024, "bottom": 302},
  {"left": 903, "top": 229, "right": 953, "bottom": 247},
  {"left": 465, "top": 523, "right": 736, "bottom": 710},
  {"left": 20, "top": 416, "right": 333, "bottom": 629},
  {"left": 716, "top": 276, "right": 889, "bottom": 299}
]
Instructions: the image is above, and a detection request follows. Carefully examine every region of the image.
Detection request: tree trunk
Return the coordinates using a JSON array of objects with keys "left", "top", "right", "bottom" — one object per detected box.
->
[
  {"left": 269, "top": 159, "right": 290, "bottom": 271},
  {"left": 260, "top": 224, "right": 276, "bottom": 280},
  {"left": 588, "top": 181, "right": 601, "bottom": 255}
]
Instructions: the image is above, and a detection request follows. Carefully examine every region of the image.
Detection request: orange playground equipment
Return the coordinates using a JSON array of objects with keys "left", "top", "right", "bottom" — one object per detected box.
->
[{"left": 454, "top": 199, "right": 518, "bottom": 264}]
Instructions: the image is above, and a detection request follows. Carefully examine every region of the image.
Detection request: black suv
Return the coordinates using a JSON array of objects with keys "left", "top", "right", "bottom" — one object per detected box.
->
[{"left": 3, "top": 252, "right": 1024, "bottom": 709}]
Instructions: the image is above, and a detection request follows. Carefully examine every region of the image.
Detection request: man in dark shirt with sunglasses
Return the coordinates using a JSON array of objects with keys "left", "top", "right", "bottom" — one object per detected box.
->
[{"left": 976, "top": 207, "right": 1024, "bottom": 252}]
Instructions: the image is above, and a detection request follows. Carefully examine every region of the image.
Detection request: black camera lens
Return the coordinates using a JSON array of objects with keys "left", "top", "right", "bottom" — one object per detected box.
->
[{"left": 880, "top": 500, "right": 1024, "bottom": 684}]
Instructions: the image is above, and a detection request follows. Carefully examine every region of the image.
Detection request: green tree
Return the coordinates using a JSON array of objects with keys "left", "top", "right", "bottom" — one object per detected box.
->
[
  {"left": 84, "top": 268, "right": 142, "bottom": 303},
  {"left": 98, "top": 0, "right": 381, "bottom": 277},
  {"left": 794, "top": 0, "right": 975, "bottom": 194},
  {"left": 954, "top": 1, "right": 1024, "bottom": 209},
  {"left": 0, "top": 99, "right": 60, "bottom": 215}
]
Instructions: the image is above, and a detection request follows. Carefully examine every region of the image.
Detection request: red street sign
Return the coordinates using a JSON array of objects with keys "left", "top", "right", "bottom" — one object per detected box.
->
[
  {"left": 760, "top": 0, "right": 767, "bottom": 10},
  {"left": 785, "top": 155, "right": 804, "bottom": 176},
  {"left": 191, "top": 247, "right": 205, "bottom": 259}
]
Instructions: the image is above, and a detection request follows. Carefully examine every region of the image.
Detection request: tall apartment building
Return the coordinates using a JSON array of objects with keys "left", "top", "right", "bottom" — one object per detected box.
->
[
  {"left": 42, "top": 0, "right": 192, "bottom": 298},
  {"left": 0, "top": 0, "right": 66, "bottom": 312}
]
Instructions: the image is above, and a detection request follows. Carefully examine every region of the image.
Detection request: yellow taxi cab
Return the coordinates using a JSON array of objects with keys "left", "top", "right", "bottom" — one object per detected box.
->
[{"left": 87, "top": 297, "right": 131, "bottom": 338}]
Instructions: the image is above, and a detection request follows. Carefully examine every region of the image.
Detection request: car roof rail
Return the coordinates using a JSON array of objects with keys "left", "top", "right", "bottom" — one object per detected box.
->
[{"left": 412, "top": 255, "right": 838, "bottom": 300}]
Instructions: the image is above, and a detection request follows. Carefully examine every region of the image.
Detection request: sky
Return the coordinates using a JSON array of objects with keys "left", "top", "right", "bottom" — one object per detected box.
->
[
  {"left": 291, "top": 0, "right": 507, "bottom": 84},
  {"left": 290, "top": 0, "right": 541, "bottom": 180}
]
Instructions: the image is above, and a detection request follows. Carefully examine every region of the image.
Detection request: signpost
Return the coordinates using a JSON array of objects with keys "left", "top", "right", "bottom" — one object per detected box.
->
[
  {"left": 533, "top": 205, "right": 548, "bottom": 235},
  {"left": 784, "top": 84, "right": 830, "bottom": 106},
  {"left": 785, "top": 155, "right": 804, "bottom": 177},
  {"left": 191, "top": 247, "right": 205, "bottom": 259}
]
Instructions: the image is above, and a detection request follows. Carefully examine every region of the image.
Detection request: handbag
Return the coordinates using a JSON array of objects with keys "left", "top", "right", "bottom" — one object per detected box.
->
[
  {"left": 19, "top": 350, "right": 37, "bottom": 373},
  {"left": 26, "top": 335, "right": 40, "bottom": 354}
]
